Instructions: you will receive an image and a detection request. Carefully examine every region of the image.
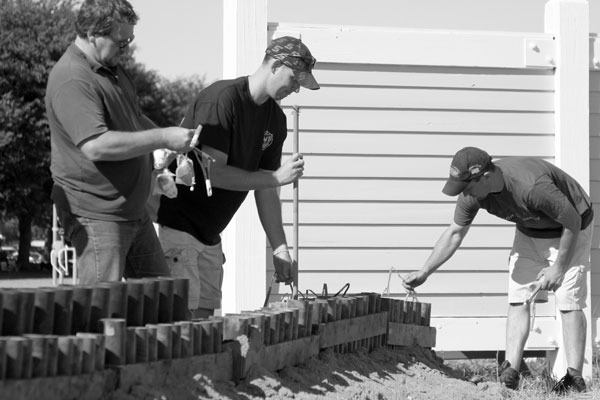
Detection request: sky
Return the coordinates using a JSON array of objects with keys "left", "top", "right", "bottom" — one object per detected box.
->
[{"left": 128, "top": 0, "right": 600, "bottom": 83}]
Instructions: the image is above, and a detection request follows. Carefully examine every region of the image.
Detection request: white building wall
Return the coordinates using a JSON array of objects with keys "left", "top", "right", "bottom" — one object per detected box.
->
[{"left": 277, "top": 53, "right": 558, "bottom": 351}]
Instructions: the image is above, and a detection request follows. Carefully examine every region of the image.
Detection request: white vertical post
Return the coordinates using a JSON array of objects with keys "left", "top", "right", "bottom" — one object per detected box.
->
[
  {"left": 221, "top": 0, "right": 268, "bottom": 314},
  {"left": 544, "top": 0, "right": 591, "bottom": 380}
]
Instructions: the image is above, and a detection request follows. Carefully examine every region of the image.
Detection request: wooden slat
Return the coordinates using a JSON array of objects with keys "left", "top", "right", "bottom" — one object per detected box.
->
[
  {"left": 282, "top": 132, "right": 554, "bottom": 157},
  {"left": 283, "top": 86, "right": 554, "bottom": 111},
  {"left": 293, "top": 248, "right": 512, "bottom": 271},
  {"left": 282, "top": 108, "right": 554, "bottom": 134},
  {"left": 319, "top": 312, "right": 388, "bottom": 348},
  {"left": 307, "top": 65, "right": 554, "bottom": 91},
  {"left": 387, "top": 323, "right": 436, "bottom": 347},
  {"left": 283, "top": 225, "right": 516, "bottom": 248},
  {"left": 431, "top": 317, "right": 558, "bottom": 351},
  {"left": 281, "top": 202, "right": 507, "bottom": 225},
  {"left": 296, "top": 271, "right": 510, "bottom": 294}
]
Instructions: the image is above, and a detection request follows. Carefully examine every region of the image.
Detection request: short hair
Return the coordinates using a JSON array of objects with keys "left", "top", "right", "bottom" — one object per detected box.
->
[{"left": 75, "top": 0, "right": 138, "bottom": 38}]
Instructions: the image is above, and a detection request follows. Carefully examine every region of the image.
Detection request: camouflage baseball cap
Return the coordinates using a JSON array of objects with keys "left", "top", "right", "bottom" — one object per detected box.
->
[{"left": 266, "top": 36, "right": 320, "bottom": 90}]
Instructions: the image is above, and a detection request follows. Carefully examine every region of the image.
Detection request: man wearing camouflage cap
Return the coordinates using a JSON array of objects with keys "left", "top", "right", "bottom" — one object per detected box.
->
[
  {"left": 402, "top": 147, "right": 593, "bottom": 394},
  {"left": 156, "top": 36, "right": 319, "bottom": 319}
]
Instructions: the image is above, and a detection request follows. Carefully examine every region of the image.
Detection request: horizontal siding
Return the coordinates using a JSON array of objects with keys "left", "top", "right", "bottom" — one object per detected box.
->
[
  {"left": 287, "top": 248, "right": 512, "bottom": 271},
  {"left": 314, "top": 64, "right": 554, "bottom": 91},
  {"left": 283, "top": 132, "right": 553, "bottom": 157},
  {"left": 287, "top": 86, "right": 554, "bottom": 111},
  {"left": 277, "top": 52, "right": 557, "bottom": 352},
  {"left": 282, "top": 225, "right": 515, "bottom": 248},
  {"left": 283, "top": 108, "right": 554, "bottom": 134},
  {"left": 295, "top": 271, "right": 509, "bottom": 294},
  {"left": 281, "top": 202, "right": 507, "bottom": 225}
]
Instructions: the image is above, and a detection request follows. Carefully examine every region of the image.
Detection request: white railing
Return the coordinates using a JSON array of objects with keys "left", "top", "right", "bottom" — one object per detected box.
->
[{"left": 50, "top": 204, "right": 77, "bottom": 286}]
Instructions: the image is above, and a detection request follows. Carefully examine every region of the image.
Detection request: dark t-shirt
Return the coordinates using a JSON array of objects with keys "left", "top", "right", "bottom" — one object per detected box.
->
[
  {"left": 157, "top": 77, "right": 287, "bottom": 245},
  {"left": 454, "top": 157, "right": 593, "bottom": 238},
  {"left": 46, "top": 44, "right": 152, "bottom": 221}
]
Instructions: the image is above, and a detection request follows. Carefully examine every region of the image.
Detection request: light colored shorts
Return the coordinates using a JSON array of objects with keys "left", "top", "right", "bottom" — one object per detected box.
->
[
  {"left": 507, "top": 224, "right": 592, "bottom": 311},
  {"left": 158, "top": 225, "right": 224, "bottom": 310}
]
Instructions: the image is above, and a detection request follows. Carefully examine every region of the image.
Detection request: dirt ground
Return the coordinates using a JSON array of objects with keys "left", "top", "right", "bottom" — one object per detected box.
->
[{"left": 109, "top": 345, "right": 512, "bottom": 400}]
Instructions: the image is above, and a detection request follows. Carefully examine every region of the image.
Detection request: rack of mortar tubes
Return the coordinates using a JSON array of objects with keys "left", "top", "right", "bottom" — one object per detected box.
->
[
  {"left": 0, "top": 277, "right": 232, "bottom": 400},
  {"left": 221, "top": 291, "right": 389, "bottom": 382},
  {"left": 381, "top": 296, "right": 436, "bottom": 349}
]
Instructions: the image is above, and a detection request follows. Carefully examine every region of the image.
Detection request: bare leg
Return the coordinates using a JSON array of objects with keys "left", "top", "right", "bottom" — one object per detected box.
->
[
  {"left": 506, "top": 303, "right": 530, "bottom": 370},
  {"left": 560, "top": 310, "right": 586, "bottom": 372}
]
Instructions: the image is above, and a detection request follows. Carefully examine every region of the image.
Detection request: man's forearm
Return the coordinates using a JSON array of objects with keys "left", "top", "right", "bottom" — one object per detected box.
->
[
  {"left": 212, "top": 167, "right": 280, "bottom": 191},
  {"left": 255, "top": 188, "right": 287, "bottom": 249},
  {"left": 422, "top": 223, "right": 468, "bottom": 275},
  {"left": 80, "top": 129, "right": 166, "bottom": 161}
]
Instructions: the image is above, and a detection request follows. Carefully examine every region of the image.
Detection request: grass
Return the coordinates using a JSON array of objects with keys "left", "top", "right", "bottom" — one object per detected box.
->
[{"left": 446, "top": 355, "right": 600, "bottom": 399}]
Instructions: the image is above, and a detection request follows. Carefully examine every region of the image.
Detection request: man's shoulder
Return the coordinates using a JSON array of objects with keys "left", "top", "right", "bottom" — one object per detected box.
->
[
  {"left": 47, "top": 46, "right": 93, "bottom": 92},
  {"left": 197, "top": 77, "right": 246, "bottom": 104}
]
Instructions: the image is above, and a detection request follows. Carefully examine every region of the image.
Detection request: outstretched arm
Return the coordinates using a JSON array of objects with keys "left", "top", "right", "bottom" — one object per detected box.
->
[
  {"left": 255, "top": 188, "right": 297, "bottom": 285},
  {"left": 402, "top": 222, "right": 471, "bottom": 290},
  {"left": 202, "top": 145, "right": 304, "bottom": 191}
]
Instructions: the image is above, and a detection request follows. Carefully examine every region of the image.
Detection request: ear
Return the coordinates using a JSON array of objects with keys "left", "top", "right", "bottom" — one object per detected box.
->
[
  {"left": 271, "top": 59, "right": 283, "bottom": 73},
  {"left": 87, "top": 31, "right": 97, "bottom": 45}
]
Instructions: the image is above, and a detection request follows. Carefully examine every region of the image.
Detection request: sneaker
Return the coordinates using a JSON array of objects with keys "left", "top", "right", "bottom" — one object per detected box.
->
[
  {"left": 498, "top": 360, "right": 520, "bottom": 390},
  {"left": 551, "top": 367, "right": 586, "bottom": 394}
]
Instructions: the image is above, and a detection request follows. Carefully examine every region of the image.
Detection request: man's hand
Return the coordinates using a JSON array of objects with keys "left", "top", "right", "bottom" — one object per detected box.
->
[
  {"left": 273, "top": 250, "right": 297, "bottom": 285},
  {"left": 274, "top": 153, "right": 304, "bottom": 185},
  {"left": 537, "top": 265, "right": 565, "bottom": 291},
  {"left": 401, "top": 270, "right": 429, "bottom": 291},
  {"left": 162, "top": 124, "right": 202, "bottom": 153}
]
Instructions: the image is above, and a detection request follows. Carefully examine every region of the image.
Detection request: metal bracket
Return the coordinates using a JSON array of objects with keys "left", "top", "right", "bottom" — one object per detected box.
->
[{"left": 524, "top": 37, "right": 556, "bottom": 69}]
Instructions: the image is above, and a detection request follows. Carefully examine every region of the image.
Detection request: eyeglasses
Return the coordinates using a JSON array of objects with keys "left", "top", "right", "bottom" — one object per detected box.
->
[{"left": 110, "top": 34, "right": 134, "bottom": 49}]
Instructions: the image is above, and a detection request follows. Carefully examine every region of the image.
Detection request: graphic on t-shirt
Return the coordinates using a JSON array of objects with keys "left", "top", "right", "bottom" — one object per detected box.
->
[{"left": 262, "top": 130, "right": 273, "bottom": 150}]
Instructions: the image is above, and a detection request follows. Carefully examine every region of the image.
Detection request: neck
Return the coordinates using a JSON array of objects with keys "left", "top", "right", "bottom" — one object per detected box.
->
[
  {"left": 247, "top": 67, "right": 270, "bottom": 105},
  {"left": 74, "top": 36, "right": 102, "bottom": 67}
]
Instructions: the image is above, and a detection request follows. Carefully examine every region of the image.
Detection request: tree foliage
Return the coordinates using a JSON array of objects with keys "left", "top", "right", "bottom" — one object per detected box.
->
[
  {"left": 122, "top": 52, "right": 205, "bottom": 127},
  {"left": 0, "top": 0, "right": 76, "bottom": 267},
  {"left": 0, "top": 0, "right": 205, "bottom": 268}
]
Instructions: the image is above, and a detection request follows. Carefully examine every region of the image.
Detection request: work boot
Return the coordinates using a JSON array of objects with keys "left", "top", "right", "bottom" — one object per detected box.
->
[
  {"left": 551, "top": 367, "right": 586, "bottom": 394},
  {"left": 498, "top": 360, "right": 520, "bottom": 390}
]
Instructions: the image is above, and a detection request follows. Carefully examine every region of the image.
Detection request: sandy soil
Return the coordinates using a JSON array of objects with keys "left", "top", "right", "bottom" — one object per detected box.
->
[{"left": 110, "top": 345, "right": 511, "bottom": 400}]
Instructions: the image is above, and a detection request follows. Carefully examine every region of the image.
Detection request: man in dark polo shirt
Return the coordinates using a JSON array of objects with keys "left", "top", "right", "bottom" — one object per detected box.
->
[
  {"left": 45, "top": 0, "right": 199, "bottom": 284},
  {"left": 157, "top": 37, "right": 319, "bottom": 318},
  {"left": 401, "top": 147, "right": 593, "bottom": 393}
]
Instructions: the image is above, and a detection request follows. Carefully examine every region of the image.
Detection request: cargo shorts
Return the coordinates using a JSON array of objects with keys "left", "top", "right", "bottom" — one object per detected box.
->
[
  {"left": 507, "top": 224, "right": 592, "bottom": 311},
  {"left": 158, "top": 225, "right": 224, "bottom": 310}
]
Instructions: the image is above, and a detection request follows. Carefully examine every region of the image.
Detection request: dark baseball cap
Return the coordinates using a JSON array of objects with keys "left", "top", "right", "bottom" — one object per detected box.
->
[
  {"left": 266, "top": 36, "right": 320, "bottom": 90},
  {"left": 442, "top": 147, "right": 493, "bottom": 196}
]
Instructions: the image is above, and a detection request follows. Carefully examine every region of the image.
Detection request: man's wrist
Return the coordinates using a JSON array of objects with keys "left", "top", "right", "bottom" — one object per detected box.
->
[{"left": 273, "top": 244, "right": 289, "bottom": 256}]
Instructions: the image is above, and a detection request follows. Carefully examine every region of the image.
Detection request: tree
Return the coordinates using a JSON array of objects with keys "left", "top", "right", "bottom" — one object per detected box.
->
[
  {"left": 122, "top": 51, "right": 205, "bottom": 127},
  {"left": 0, "top": 0, "right": 204, "bottom": 270},
  {"left": 0, "top": 0, "right": 76, "bottom": 269}
]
